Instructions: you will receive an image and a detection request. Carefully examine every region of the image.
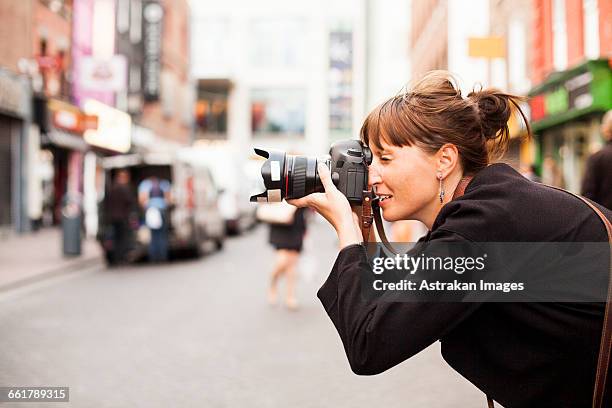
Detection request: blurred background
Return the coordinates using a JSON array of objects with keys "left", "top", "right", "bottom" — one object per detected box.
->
[{"left": 0, "top": 0, "right": 610, "bottom": 406}]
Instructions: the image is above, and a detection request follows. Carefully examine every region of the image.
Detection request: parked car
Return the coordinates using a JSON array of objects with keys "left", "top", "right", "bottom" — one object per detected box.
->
[
  {"left": 178, "top": 146, "right": 257, "bottom": 235},
  {"left": 98, "top": 152, "right": 226, "bottom": 263}
]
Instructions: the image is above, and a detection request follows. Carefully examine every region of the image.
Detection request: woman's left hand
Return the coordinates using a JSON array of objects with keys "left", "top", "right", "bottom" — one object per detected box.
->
[{"left": 288, "top": 163, "right": 362, "bottom": 248}]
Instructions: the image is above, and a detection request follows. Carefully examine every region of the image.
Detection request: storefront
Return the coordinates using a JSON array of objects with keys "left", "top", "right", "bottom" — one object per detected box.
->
[
  {"left": 528, "top": 59, "right": 612, "bottom": 192},
  {"left": 0, "top": 68, "right": 31, "bottom": 234},
  {"left": 34, "top": 98, "right": 131, "bottom": 238},
  {"left": 35, "top": 98, "right": 96, "bottom": 228}
]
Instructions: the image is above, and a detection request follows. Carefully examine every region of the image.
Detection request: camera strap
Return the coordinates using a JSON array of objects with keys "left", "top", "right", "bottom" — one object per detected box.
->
[{"left": 360, "top": 189, "right": 375, "bottom": 243}]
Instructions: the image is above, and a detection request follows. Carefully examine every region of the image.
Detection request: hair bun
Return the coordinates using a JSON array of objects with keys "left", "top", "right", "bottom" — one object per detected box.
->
[{"left": 468, "top": 89, "right": 512, "bottom": 140}]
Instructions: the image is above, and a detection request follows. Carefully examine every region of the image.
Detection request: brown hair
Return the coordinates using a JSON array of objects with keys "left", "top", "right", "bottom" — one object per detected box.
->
[{"left": 360, "top": 70, "right": 531, "bottom": 175}]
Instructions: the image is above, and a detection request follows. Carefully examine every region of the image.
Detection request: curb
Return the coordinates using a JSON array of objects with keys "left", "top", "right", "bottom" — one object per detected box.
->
[{"left": 0, "top": 256, "right": 104, "bottom": 293}]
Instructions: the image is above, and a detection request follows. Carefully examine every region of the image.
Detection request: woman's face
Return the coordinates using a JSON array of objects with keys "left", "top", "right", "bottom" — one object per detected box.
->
[{"left": 368, "top": 140, "right": 439, "bottom": 223}]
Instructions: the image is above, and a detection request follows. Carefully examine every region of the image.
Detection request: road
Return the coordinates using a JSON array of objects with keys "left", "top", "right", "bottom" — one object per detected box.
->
[{"left": 0, "top": 217, "right": 483, "bottom": 407}]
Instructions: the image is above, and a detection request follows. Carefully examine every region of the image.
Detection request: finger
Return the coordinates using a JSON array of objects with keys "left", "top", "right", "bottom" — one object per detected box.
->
[
  {"left": 286, "top": 197, "right": 309, "bottom": 208},
  {"left": 287, "top": 193, "right": 325, "bottom": 210},
  {"left": 318, "top": 163, "right": 337, "bottom": 192}
]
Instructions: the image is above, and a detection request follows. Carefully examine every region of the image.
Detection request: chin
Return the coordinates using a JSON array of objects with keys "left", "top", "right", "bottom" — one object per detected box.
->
[
  {"left": 381, "top": 209, "right": 401, "bottom": 222},
  {"left": 382, "top": 206, "right": 418, "bottom": 223}
]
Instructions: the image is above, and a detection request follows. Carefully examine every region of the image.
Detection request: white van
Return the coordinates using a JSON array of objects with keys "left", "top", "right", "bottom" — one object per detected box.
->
[
  {"left": 178, "top": 146, "right": 257, "bottom": 235},
  {"left": 99, "top": 152, "right": 226, "bottom": 263}
]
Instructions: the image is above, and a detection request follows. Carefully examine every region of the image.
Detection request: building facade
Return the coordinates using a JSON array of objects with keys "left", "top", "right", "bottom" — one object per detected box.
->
[
  {"left": 138, "top": 0, "right": 192, "bottom": 146},
  {"left": 0, "top": 1, "right": 34, "bottom": 234},
  {"left": 529, "top": 0, "right": 612, "bottom": 192},
  {"left": 190, "top": 0, "right": 367, "bottom": 157}
]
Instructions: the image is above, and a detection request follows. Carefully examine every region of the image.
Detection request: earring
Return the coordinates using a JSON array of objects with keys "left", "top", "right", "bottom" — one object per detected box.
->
[{"left": 437, "top": 172, "right": 445, "bottom": 203}]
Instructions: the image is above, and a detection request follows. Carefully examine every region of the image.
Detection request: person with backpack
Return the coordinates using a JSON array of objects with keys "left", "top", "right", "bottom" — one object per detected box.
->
[{"left": 138, "top": 176, "right": 172, "bottom": 262}]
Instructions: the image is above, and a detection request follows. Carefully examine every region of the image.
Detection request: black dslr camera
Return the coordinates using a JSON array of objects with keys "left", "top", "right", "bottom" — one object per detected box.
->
[{"left": 250, "top": 139, "right": 373, "bottom": 204}]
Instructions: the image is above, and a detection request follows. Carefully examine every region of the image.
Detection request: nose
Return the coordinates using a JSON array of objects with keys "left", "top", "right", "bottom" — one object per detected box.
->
[{"left": 368, "top": 163, "right": 382, "bottom": 189}]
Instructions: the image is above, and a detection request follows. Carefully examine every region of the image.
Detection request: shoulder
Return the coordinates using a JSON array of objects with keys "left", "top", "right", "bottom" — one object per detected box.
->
[
  {"left": 138, "top": 179, "right": 151, "bottom": 192},
  {"left": 432, "top": 163, "right": 609, "bottom": 242},
  {"left": 432, "top": 164, "right": 525, "bottom": 240},
  {"left": 590, "top": 143, "right": 612, "bottom": 164},
  {"left": 160, "top": 180, "right": 171, "bottom": 191}
]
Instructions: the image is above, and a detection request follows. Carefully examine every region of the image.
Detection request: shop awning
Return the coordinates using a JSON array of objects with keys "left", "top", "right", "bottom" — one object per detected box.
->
[
  {"left": 41, "top": 129, "right": 89, "bottom": 151},
  {"left": 528, "top": 59, "right": 612, "bottom": 132}
]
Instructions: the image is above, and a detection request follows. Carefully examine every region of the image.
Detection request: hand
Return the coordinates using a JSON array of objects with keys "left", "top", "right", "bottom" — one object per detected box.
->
[{"left": 288, "top": 163, "right": 362, "bottom": 248}]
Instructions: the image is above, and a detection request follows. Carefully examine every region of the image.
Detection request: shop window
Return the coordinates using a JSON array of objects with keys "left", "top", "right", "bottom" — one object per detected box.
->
[
  {"left": 251, "top": 88, "right": 305, "bottom": 138},
  {"left": 195, "top": 81, "right": 229, "bottom": 138}
]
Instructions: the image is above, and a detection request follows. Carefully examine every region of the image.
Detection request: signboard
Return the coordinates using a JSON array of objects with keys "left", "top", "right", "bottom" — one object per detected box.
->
[
  {"left": 528, "top": 59, "right": 612, "bottom": 131},
  {"left": 530, "top": 71, "right": 594, "bottom": 122},
  {"left": 142, "top": 1, "right": 163, "bottom": 101},
  {"left": 80, "top": 55, "right": 127, "bottom": 92},
  {"left": 83, "top": 99, "right": 131, "bottom": 153},
  {"left": 468, "top": 37, "right": 506, "bottom": 58},
  {"left": 49, "top": 99, "right": 98, "bottom": 134}
]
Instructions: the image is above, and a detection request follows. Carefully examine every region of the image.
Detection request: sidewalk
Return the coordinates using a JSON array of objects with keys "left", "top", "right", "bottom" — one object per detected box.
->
[{"left": 0, "top": 228, "right": 103, "bottom": 291}]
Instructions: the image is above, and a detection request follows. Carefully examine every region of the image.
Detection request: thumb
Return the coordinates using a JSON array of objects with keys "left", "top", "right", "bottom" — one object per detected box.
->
[{"left": 318, "top": 163, "right": 337, "bottom": 192}]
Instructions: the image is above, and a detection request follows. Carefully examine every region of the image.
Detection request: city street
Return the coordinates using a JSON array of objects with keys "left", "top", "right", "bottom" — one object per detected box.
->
[{"left": 0, "top": 217, "right": 483, "bottom": 408}]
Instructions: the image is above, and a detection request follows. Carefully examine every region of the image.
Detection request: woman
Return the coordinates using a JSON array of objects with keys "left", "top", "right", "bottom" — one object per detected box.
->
[
  {"left": 289, "top": 71, "right": 612, "bottom": 407},
  {"left": 268, "top": 207, "right": 308, "bottom": 310}
]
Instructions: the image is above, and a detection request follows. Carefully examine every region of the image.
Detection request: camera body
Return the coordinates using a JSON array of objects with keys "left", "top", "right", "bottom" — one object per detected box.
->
[
  {"left": 326, "top": 139, "right": 372, "bottom": 203},
  {"left": 250, "top": 139, "right": 372, "bottom": 204}
]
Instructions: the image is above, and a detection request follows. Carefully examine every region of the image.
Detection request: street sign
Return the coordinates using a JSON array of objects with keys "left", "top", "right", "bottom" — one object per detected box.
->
[{"left": 468, "top": 37, "right": 506, "bottom": 58}]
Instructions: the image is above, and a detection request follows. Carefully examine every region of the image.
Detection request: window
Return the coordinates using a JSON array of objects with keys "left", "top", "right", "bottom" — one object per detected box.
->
[
  {"left": 583, "top": 0, "right": 600, "bottom": 59},
  {"left": 195, "top": 81, "right": 229, "bottom": 137},
  {"left": 251, "top": 89, "right": 305, "bottom": 137}
]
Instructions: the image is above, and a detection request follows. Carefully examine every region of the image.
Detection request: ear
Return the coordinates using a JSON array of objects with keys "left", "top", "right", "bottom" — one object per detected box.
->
[{"left": 436, "top": 143, "right": 460, "bottom": 178}]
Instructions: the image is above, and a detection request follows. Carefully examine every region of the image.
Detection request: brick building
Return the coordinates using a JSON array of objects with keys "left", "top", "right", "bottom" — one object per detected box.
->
[
  {"left": 529, "top": 0, "right": 612, "bottom": 192},
  {"left": 138, "top": 0, "right": 192, "bottom": 146}
]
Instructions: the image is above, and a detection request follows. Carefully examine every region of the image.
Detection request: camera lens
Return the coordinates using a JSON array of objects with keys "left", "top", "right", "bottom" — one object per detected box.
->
[
  {"left": 285, "top": 154, "right": 323, "bottom": 200},
  {"left": 250, "top": 149, "right": 325, "bottom": 202}
]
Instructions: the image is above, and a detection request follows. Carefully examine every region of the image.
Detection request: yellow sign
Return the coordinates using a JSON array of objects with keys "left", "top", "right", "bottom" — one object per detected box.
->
[
  {"left": 83, "top": 99, "right": 131, "bottom": 153},
  {"left": 468, "top": 37, "right": 506, "bottom": 58}
]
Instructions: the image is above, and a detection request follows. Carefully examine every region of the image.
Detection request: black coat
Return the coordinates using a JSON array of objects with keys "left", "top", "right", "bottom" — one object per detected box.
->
[
  {"left": 269, "top": 207, "right": 307, "bottom": 251},
  {"left": 317, "top": 163, "right": 612, "bottom": 408},
  {"left": 582, "top": 141, "right": 612, "bottom": 210}
]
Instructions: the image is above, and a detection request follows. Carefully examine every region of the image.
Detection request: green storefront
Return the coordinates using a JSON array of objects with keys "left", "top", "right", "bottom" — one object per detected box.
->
[{"left": 528, "top": 59, "right": 612, "bottom": 193}]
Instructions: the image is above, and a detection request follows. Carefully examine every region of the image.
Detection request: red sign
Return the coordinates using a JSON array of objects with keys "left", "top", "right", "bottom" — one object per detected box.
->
[{"left": 529, "top": 94, "right": 546, "bottom": 122}]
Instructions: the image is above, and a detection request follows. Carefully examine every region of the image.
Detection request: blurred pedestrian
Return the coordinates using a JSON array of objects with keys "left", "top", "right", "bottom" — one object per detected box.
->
[
  {"left": 542, "top": 155, "right": 565, "bottom": 188},
  {"left": 268, "top": 206, "right": 308, "bottom": 310},
  {"left": 581, "top": 110, "right": 612, "bottom": 209},
  {"left": 139, "top": 176, "right": 172, "bottom": 262},
  {"left": 106, "top": 169, "right": 136, "bottom": 265}
]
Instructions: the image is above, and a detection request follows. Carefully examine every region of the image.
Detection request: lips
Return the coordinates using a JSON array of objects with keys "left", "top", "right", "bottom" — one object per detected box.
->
[{"left": 377, "top": 193, "right": 393, "bottom": 206}]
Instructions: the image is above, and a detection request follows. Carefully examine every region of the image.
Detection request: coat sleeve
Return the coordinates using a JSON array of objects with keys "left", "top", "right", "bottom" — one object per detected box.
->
[
  {"left": 581, "top": 153, "right": 600, "bottom": 201},
  {"left": 317, "top": 230, "right": 481, "bottom": 375}
]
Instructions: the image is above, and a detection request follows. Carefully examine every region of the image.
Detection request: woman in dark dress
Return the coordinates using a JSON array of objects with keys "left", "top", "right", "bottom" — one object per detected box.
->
[
  {"left": 268, "top": 207, "right": 307, "bottom": 310},
  {"left": 288, "top": 71, "right": 612, "bottom": 407}
]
